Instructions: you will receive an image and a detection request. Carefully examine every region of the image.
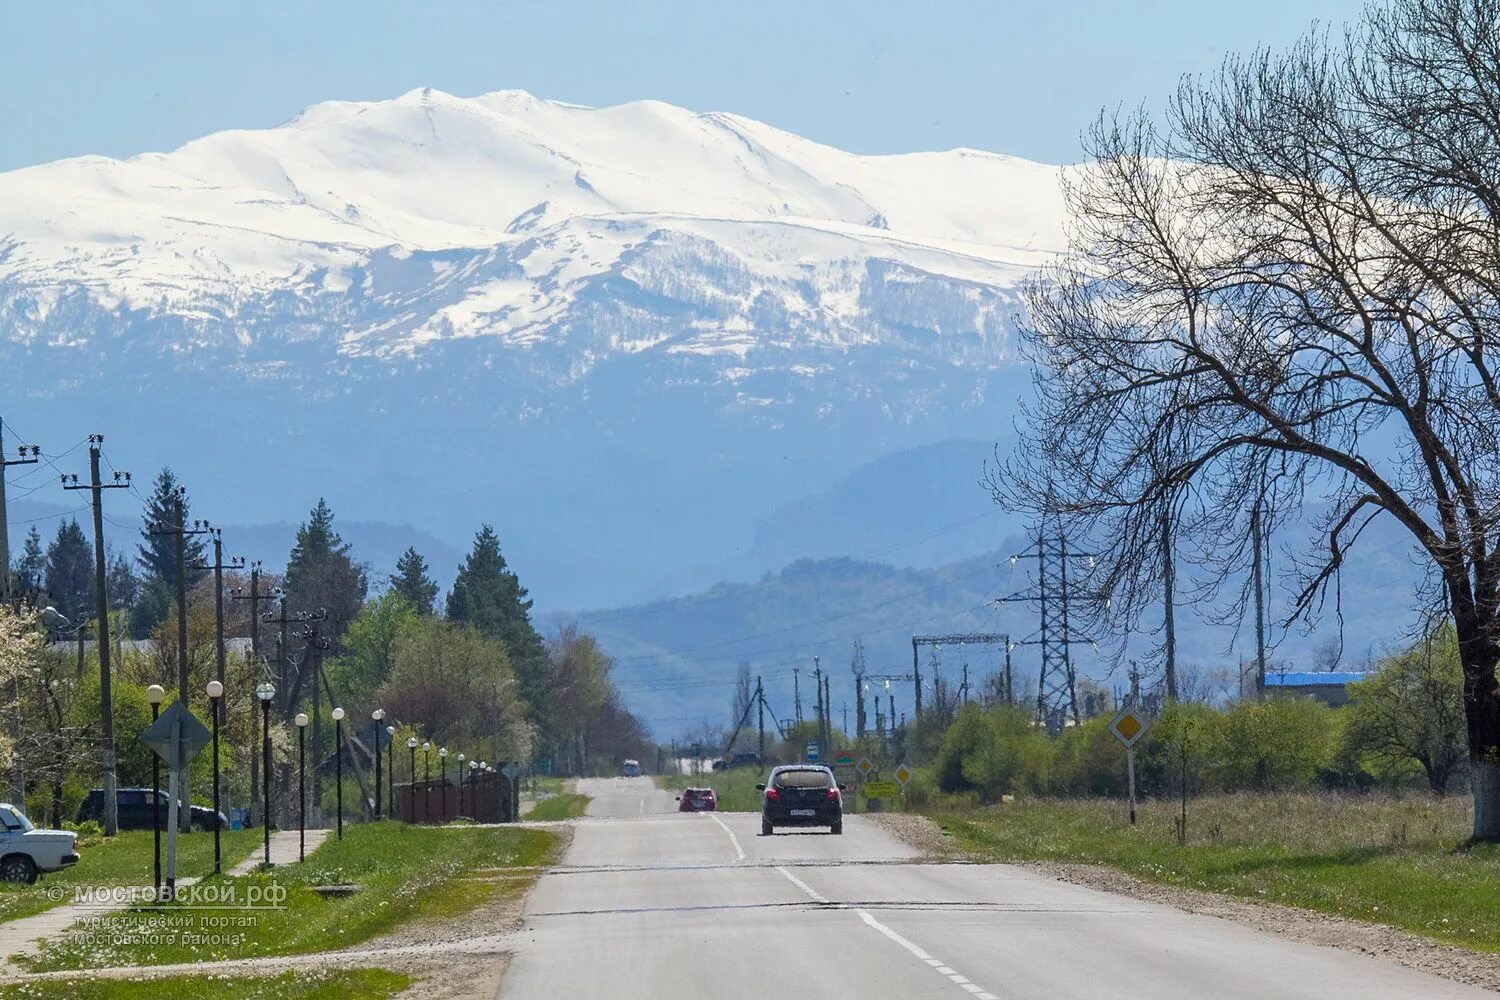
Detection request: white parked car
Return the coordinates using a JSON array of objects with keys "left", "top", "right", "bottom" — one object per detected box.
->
[{"left": 0, "top": 803, "right": 79, "bottom": 884}]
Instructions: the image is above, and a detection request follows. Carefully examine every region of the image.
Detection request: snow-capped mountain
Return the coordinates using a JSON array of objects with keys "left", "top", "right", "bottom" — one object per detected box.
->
[{"left": 0, "top": 90, "right": 1067, "bottom": 609}]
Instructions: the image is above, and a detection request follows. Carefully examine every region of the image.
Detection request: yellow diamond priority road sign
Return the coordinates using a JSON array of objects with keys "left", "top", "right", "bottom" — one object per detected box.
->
[
  {"left": 1108, "top": 706, "right": 1151, "bottom": 748},
  {"left": 894, "top": 763, "right": 912, "bottom": 787},
  {"left": 857, "top": 757, "right": 874, "bottom": 776}
]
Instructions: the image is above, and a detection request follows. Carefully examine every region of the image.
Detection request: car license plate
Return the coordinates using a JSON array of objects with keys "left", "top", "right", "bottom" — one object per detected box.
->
[{"left": 791, "top": 809, "right": 815, "bottom": 816}]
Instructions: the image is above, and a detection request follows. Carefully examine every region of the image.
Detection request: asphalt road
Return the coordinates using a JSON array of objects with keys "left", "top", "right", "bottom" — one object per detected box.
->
[{"left": 500, "top": 777, "right": 1490, "bottom": 999}]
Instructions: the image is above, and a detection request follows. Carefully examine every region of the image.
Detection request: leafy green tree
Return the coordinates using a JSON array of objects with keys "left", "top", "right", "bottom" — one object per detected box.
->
[
  {"left": 446, "top": 525, "right": 549, "bottom": 714},
  {"left": 327, "top": 592, "right": 423, "bottom": 712},
  {"left": 284, "top": 498, "right": 367, "bottom": 644},
  {"left": 377, "top": 619, "right": 531, "bottom": 760},
  {"left": 1346, "top": 630, "right": 1467, "bottom": 793},
  {"left": 135, "top": 468, "right": 206, "bottom": 588},
  {"left": 43, "top": 520, "right": 93, "bottom": 624},
  {"left": 389, "top": 547, "right": 438, "bottom": 614},
  {"left": 1216, "top": 698, "right": 1337, "bottom": 791}
]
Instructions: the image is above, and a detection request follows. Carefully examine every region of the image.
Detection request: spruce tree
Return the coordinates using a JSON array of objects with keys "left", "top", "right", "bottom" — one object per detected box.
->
[
  {"left": 106, "top": 549, "right": 139, "bottom": 613},
  {"left": 136, "top": 468, "right": 206, "bottom": 588},
  {"left": 390, "top": 547, "right": 438, "bottom": 614},
  {"left": 44, "top": 519, "right": 94, "bottom": 623},
  {"left": 446, "top": 524, "right": 550, "bottom": 715},
  {"left": 284, "top": 498, "right": 367, "bottom": 644},
  {"left": 14, "top": 526, "right": 44, "bottom": 596}
]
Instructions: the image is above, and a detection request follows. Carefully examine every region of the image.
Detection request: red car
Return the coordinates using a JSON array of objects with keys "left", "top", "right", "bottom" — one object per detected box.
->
[{"left": 676, "top": 787, "right": 718, "bottom": 812}]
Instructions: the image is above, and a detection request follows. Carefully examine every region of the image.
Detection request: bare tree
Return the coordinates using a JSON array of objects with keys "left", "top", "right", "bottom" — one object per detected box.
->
[{"left": 997, "top": 0, "right": 1500, "bottom": 838}]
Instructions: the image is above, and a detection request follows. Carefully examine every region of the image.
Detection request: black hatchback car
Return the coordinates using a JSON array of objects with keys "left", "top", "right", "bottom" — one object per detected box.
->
[
  {"left": 758, "top": 765, "right": 842, "bottom": 836},
  {"left": 77, "top": 788, "right": 228, "bottom": 831}
]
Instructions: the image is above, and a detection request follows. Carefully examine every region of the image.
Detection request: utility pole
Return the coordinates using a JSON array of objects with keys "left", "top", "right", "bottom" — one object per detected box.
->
[
  {"left": 195, "top": 530, "right": 242, "bottom": 824},
  {"left": 148, "top": 490, "right": 209, "bottom": 704},
  {"left": 0, "top": 421, "right": 40, "bottom": 601},
  {"left": 823, "top": 674, "right": 831, "bottom": 743},
  {"left": 62, "top": 437, "right": 129, "bottom": 837},
  {"left": 756, "top": 675, "right": 765, "bottom": 763},
  {"left": 812, "top": 657, "right": 824, "bottom": 750},
  {"left": 793, "top": 668, "right": 802, "bottom": 728},
  {"left": 1251, "top": 504, "right": 1267, "bottom": 700},
  {"left": 193, "top": 529, "right": 243, "bottom": 692},
  {"left": 231, "top": 562, "right": 273, "bottom": 827},
  {"left": 851, "top": 639, "right": 867, "bottom": 739},
  {"left": 1162, "top": 511, "right": 1178, "bottom": 701}
]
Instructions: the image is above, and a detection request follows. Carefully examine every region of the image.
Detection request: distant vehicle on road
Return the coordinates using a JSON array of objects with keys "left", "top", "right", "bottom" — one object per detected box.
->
[
  {"left": 0, "top": 803, "right": 79, "bottom": 884},
  {"left": 621, "top": 759, "right": 642, "bottom": 778},
  {"left": 758, "top": 765, "right": 842, "bottom": 836},
  {"left": 676, "top": 787, "right": 718, "bottom": 812},
  {"left": 77, "top": 788, "right": 228, "bottom": 831}
]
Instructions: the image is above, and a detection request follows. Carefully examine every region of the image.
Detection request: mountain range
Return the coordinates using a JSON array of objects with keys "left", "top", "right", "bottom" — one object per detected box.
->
[
  {"left": 0, "top": 88, "right": 1064, "bottom": 611},
  {"left": 0, "top": 89, "right": 1434, "bottom": 733}
]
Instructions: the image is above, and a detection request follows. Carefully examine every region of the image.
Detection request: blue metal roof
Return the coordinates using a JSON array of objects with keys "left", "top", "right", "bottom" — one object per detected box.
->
[{"left": 1265, "top": 671, "right": 1369, "bottom": 687}]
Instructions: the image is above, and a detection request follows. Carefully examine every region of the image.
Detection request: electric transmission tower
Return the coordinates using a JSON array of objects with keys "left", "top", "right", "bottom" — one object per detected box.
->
[{"left": 998, "top": 529, "right": 1095, "bottom": 733}]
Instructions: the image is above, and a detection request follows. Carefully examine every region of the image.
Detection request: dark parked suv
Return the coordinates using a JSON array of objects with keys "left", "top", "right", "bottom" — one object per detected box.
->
[
  {"left": 758, "top": 765, "right": 842, "bottom": 836},
  {"left": 77, "top": 788, "right": 228, "bottom": 831}
]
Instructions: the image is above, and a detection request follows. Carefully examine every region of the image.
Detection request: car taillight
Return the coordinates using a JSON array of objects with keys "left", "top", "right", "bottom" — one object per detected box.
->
[
  {"left": 826, "top": 788, "right": 839, "bottom": 801},
  {"left": 765, "top": 787, "right": 779, "bottom": 801}
]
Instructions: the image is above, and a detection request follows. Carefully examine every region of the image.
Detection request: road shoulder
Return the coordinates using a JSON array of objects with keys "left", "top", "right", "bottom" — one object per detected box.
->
[{"left": 865, "top": 812, "right": 1500, "bottom": 994}]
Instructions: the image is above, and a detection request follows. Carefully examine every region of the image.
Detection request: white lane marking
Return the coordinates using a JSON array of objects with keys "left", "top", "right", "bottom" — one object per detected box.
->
[
  {"left": 710, "top": 814, "right": 746, "bottom": 861},
  {"left": 774, "top": 866, "right": 828, "bottom": 904},
  {"left": 854, "top": 906, "right": 1000, "bottom": 1000},
  {"left": 770, "top": 863, "right": 1002, "bottom": 999}
]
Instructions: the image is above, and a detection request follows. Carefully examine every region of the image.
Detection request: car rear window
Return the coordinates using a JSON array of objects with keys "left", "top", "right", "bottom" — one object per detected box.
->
[{"left": 775, "top": 770, "right": 832, "bottom": 789}]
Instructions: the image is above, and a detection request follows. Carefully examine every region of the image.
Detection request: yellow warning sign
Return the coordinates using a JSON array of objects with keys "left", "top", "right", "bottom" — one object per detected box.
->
[
  {"left": 894, "top": 764, "right": 912, "bottom": 787},
  {"left": 1108, "top": 707, "right": 1151, "bottom": 748},
  {"left": 863, "top": 780, "right": 899, "bottom": 798}
]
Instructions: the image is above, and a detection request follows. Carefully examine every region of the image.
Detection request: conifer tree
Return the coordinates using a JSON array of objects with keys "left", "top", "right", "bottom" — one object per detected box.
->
[
  {"left": 389, "top": 547, "right": 438, "bottom": 615},
  {"left": 13, "top": 526, "right": 43, "bottom": 597},
  {"left": 284, "top": 498, "right": 367, "bottom": 643},
  {"left": 446, "top": 524, "right": 550, "bottom": 715},
  {"left": 136, "top": 468, "right": 206, "bottom": 588},
  {"left": 44, "top": 519, "right": 94, "bottom": 623}
]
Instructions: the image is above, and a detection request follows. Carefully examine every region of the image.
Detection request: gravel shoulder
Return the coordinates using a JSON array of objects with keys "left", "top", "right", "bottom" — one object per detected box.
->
[{"left": 866, "top": 812, "right": 1500, "bottom": 994}]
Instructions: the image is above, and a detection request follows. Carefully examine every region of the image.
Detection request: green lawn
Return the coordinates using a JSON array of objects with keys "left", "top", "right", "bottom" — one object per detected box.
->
[
  {"left": 655, "top": 770, "right": 764, "bottom": 812},
  {"left": 931, "top": 792, "right": 1500, "bottom": 952},
  {"left": 17, "top": 821, "right": 561, "bottom": 972},
  {"left": 526, "top": 793, "right": 590, "bottom": 821},
  {"left": 0, "top": 829, "right": 262, "bottom": 925},
  {"left": 0, "top": 968, "right": 411, "bottom": 999}
]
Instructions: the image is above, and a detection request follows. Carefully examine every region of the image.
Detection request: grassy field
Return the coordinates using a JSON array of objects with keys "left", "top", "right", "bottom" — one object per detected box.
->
[
  {"left": 0, "top": 828, "right": 262, "bottom": 925},
  {"left": 18, "top": 821, "right": 561, "bottom": 972},
  {"left": 655, "top": 770, "right": 764, "bottom": 812},
  {"left": 931, "top": 792, "right": 1500, "bottom": 953},
  {"left": 526, "top": 793, "right": 590, "bottom": 821},
  {"left": 0, "top": 968, "right": 411, "bottom": 999}
]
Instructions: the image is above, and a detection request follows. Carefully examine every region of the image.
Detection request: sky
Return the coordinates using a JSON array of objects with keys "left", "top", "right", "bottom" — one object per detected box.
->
[{"left": 1, "top": 0, "right": 1369, "bottom": 172}]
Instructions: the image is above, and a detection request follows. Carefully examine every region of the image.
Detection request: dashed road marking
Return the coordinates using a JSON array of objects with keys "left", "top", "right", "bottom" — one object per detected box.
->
[
  {"left": 710, "top": 813, "right": 746, "bottom": 861},
  {"left": 772, "top": 865, "right": 1001, "bottom": 999}
]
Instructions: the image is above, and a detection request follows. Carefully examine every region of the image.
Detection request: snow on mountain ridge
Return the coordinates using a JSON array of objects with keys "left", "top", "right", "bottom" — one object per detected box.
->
[{"left": 0, "top": 89, "right": 1066, "bottom": 367}]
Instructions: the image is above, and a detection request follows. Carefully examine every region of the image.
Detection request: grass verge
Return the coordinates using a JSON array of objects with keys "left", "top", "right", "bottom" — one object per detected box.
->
[
  {"left": 526, "top": 793, "right": 590, "bottom": 821},
  {"left": 655, "top": 770, "right": 763, "bottom": 812},
  {"left": 0, "top": 968, "right": 411, "bottom": 999},
  {"left": 930, "top": 792, "right": 1500, "bottom": 953},
  {"left": 17, "top": 821, "right": 561, "bottom": 972},
  {"left": 0, "top": 829, "right": 262, "bottom": 925}
]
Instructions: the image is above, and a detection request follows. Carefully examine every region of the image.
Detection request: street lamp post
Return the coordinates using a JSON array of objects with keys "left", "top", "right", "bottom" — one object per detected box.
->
[
  {"left": 332, "top": 707, "right": 345, "bottom": 839},
  {"left": 255, "top": 681, "right": 276, "bottom": 867},
  {"left": 438, "top": 748, "right": 448, "bottom": 821},
  {"left": 406, "top": 737, "right": 418, "bottom": 822},
  {"left": 371, "top": 709, "right": 386, "bottom": 820},
  {"left": 205, "top": 680, "right": 224, "bottom": 874},
  {"left": 386, "top": 725, "right": 395, "bottom": 819},
  {"left": 295, "top": 713, "right": 308, "bottom": 861},
  {"left": 422, "top": 743, "right": 431, "bottom": 822},
  {"left": 145, "top": 685, "right": 164, "bottom": 890},
  {"left": 457, "top": 754, "right": 466, "bottom": 817}
]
